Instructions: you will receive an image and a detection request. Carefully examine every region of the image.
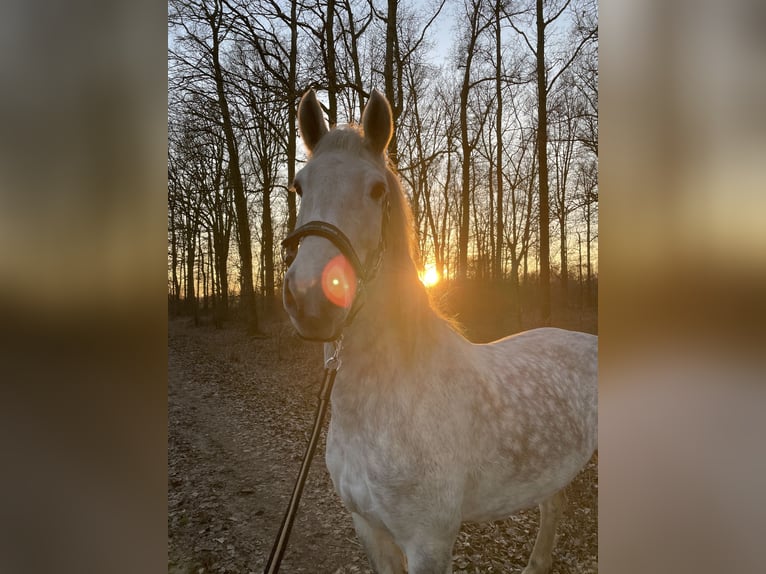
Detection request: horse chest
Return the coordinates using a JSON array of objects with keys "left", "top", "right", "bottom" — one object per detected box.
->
[
  {"left": 325, "top": 420, "right": 383, "bottom": 519},
  {"left": 325, "top": 399, "right": 425, "bottom": 523}
]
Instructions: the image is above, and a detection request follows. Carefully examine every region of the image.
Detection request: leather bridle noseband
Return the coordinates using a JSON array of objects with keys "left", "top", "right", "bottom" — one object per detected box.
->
[{"left": 280, "top": 197, "right": 390, "bottom": 334}]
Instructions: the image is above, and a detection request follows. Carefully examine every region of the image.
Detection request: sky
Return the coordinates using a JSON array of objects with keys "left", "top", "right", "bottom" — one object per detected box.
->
[{"left": 414, "top": 0, "right": 457, "bottom": 67}]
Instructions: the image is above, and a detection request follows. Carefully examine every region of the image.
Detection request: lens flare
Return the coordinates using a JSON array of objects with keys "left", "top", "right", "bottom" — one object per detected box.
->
[{"left": 321, "top": 254, "right": 357, "bottom": 308}]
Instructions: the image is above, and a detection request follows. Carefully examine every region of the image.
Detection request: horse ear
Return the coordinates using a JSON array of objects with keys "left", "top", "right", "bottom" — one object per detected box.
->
[
  {"left": 298, "top": 89, "right": 329, "bottom": 153},
  {"left": 362, "top": 89, "right": 393, "bottom": 155}
]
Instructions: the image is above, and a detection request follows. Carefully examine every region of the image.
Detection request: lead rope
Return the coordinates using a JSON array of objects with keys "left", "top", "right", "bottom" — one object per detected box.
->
[{"left": 263, "top": 337, "right": 343, "bottom": 574}]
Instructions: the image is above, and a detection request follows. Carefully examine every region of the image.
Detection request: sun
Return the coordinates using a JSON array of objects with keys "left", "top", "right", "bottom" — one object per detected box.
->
[{"left": 419, "top": 264, "right": 440, "bottom": 288}]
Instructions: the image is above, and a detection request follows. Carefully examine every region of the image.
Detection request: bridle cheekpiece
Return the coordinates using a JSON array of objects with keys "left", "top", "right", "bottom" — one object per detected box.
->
[{"left": 281, "top": 197, "right": 390, "bottom": 334}]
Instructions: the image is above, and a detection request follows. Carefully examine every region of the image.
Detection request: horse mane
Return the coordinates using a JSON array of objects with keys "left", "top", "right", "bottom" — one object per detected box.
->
[
  {"left": 377, "top": 150, "right": 463, "bottom": 357},
  {"left": 312, "top": 124, "right": 374, "bottom": 159}
]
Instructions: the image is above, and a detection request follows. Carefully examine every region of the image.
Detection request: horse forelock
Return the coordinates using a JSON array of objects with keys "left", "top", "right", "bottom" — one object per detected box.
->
[{"left": 311, "top": 124, "right": 386, "bottom": 162}]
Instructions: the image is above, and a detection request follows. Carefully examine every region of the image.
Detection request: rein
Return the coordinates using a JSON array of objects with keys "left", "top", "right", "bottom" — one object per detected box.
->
[
  {"left": 264, "top": 199, "right": 389, "bottom": 572},
  {"left": 263, "top": 338, "right": 343, "bottom": 574}
]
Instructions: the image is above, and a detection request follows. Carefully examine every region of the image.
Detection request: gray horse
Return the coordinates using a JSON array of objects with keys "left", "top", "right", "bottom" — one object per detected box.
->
[{"left": 282, "top": 89, "right": 597, "bottom": 574}]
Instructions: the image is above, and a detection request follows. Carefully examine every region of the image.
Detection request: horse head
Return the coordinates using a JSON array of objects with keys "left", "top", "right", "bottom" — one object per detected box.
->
[{"left": 282, "top": 89, "right": 394, "bottom": 341}]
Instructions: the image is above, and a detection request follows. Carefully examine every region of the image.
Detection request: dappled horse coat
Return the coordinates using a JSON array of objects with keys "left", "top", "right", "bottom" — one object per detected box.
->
[{"left": 282, "top": 89, "right": 597, "bottom": 574}]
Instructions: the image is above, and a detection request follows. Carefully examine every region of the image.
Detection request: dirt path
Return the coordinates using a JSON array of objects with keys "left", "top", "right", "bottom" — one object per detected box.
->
[{"left": 168, "top": 318, "right": 597, "bottom": 573}]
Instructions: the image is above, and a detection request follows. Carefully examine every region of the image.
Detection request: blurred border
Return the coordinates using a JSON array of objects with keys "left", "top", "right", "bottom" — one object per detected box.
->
[
  {"left": 1, "top": 0, "right": 765, "bottom": 572},
  {"left": 600, "top": 0, "right": 766, "bottom": 572},
  {"left": 0, "top": 0, "right": 167, "bottom": 572}
]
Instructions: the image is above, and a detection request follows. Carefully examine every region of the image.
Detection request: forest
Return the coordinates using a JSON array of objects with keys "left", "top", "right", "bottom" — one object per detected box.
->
[{"left": 167, "top": 0, "right": 598, "bottom": 332}]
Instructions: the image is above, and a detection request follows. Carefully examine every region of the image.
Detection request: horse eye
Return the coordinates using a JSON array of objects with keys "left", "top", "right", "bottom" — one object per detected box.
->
[
  {"left": 292, "top": 182, "right": 303, "bottom": 197},
  {"left": 370, "top": 182, "right": 386, "bottom": 201}
]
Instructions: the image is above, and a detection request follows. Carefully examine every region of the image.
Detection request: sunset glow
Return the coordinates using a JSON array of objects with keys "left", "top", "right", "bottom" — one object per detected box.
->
[{"left": 419, "top": 264, "right": 440, "bottom": 288}]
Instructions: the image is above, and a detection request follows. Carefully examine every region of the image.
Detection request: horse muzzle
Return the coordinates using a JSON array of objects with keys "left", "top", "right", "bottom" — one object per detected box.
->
[{"left": 283, "top": 246, "right": 359, "bottom": 342}]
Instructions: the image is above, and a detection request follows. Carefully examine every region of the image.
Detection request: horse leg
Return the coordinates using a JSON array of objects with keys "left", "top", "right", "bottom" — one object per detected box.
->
[
  {"left": 352, "top": 513, "right": 406, "bottom": 574},
  {"left": 521, "top": 490, "right": 567, "bottom": 574}
]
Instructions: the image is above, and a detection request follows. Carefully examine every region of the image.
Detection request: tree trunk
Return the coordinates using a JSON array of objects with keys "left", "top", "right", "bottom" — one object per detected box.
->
[
  {"left": 489, "top": 153, "right": 495, "bottom": 278},
  {"left": 212, "top": 198, "right": 231, "bottom": 318},
  {"left": 169, "top": 195, "right": 180, "bottom": 309},
  {"left": 440, "top": 146, "right": 452, "bottom": 278},
  {"left": 384, "top": 0, "right": 398, "bottom": 165},
  {"left": 425, "top": 185, "right": 441, "bottom": 273},
  {"left": 342, "top": 0, "right": 366, "bottom": 117},
  {"left": 560, "top": 217, "right": 568, "bottom": 296},
  {"left": 586, "top": 195, "right": 592, "bottom": 307},
  {"left": 261, "top": 165, "right": 275, "bottom": 300},
  {"left": 286, "top": 0, "right": 298, "bottom": 232},
  {"left": 554, "top": 108, "right": 575, "bottom": 300},
  {"left": 217, "top": 239, "right": 229, "bottom": 313},
  {"left": 494, "top": 0, "right": 504, "bottom": 282},
  {"left": 457, "top": 5, "right": 484, "bottom": 282},
  {"left": 536, "top": 0, "right": 551, "bottom": 324},
  {"left": 326, "top": 0, "right": 338, "bottom": 125},
  {"left": 199, "top": 231, "right": 207, "bottom": 311},
  {"left": 411, "top": 84, "right": 429, "bottom": 269},
  {"left": 211, "top": 15, "right": 258, "bottom": 332},
  {"left": 577, "top": 231, "right": 583, "bottom": 309},
  {"left": 185, "top": 228, "right": 197, "bottom": 320},
  {"left": 458, "top": 63, "right": 473, "bottom": 280},
  {"left": 208, "top": 232, "right": 222, "bottom": 327},
  {"left": 469, "top": 162, "right": 481, "bottom": 279}
]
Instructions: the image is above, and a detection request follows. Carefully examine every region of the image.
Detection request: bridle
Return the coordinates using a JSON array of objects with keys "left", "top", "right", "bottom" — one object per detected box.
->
[{"left": 280, "top": 196, "right": 391, "bottom": 334}]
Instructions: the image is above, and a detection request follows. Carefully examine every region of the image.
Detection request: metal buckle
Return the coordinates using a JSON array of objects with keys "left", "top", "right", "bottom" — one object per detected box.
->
[{"left": 324, "top": 336, "right": 343, "bottom": 371}]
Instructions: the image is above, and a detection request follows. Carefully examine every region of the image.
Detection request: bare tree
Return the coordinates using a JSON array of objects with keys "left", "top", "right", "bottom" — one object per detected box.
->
[
  {"left": 287, "top": 0, "right": 299, "bottom": 231},
  {"left": 549, "top": 79, "right": 578, "bottom": 298},
  {"left": 534, "top": 0, "right": 551, "bottom": 321},
  {"left": 326, "top": 0, "right": 339, "bottom": 123},
  {"left": 168, "top": 114, "right": 208, "bottom": 324},
  {"left": 170, "top": 0, "right": 260, "bottom": 331},
  {"left": 198, "top": 111, "right": 234, "bottom": 321},
  {"left": 507, "top": 0, "right": 596, "bottom": 322},
  {"left": 168, "top": 170, "right": 182, "bottom": 312},
  {"left": 457, "top": 0, "right": 492, "bottom": 281},
  {"left": 336, "top": 0, "right": 373, "bottom": 117},
  {"left": 166, "top": 0, "right": 598, "bottom": 330},
  {"left": 493, "top": 0, "right": 504, "bottom": 281},
  {"left": 236, "top": 65, "right": 287, "bottom": 302},
  {"left": 223, "top": 0, "right": 301, "bottom": 234},
  {"left": 575, "top": 156, "right": 597, "bottom": 306}
]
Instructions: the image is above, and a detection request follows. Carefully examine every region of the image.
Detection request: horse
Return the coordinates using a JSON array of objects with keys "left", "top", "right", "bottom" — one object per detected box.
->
[{"left": 281, "top": 88, "right": 597, "bottom": 574}]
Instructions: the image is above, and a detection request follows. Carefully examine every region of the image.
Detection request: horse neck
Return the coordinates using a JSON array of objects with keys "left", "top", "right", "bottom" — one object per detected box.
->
[{"left": 341, "top": 257, "right": 449, "bottom": 367}]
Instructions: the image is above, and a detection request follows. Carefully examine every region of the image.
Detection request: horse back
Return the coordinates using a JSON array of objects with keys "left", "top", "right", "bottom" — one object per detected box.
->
[{"left": 458, "top": 328, "right": 597, "bottom": 518}]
